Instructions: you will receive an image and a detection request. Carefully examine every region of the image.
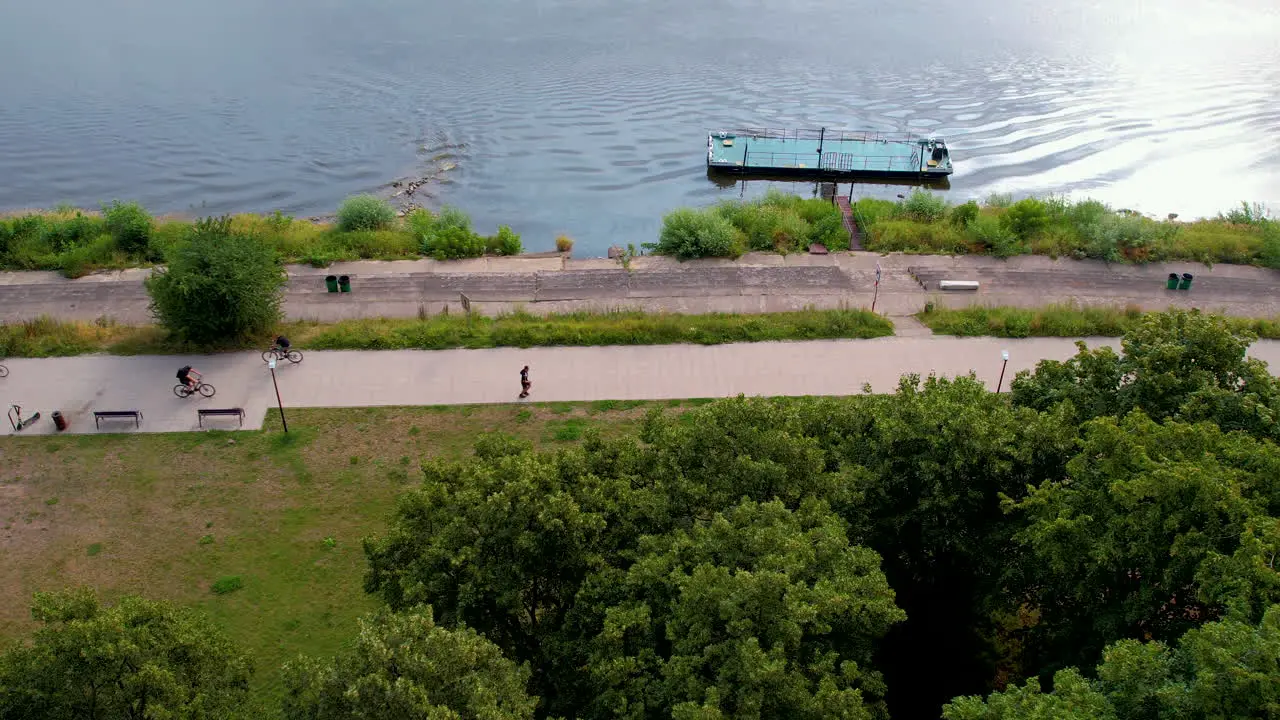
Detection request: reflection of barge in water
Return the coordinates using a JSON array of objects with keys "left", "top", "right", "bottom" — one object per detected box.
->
[{"left": 707, "top": 127, "right": 953, "bottom": 180}]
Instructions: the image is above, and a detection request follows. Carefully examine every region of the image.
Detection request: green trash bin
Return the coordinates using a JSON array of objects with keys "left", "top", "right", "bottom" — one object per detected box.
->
[
  {"left": 325, "top": 275, "right": 339, "bottom": 293},
  {"left": 1179, "top": 272, "right": 1193, "bottom": 290},
  {"left": 1166, "top": 273, "right": 1179, "bottom": 290},
  {"left": 338, "top": 275, "right": 351, "bottom": 293}
]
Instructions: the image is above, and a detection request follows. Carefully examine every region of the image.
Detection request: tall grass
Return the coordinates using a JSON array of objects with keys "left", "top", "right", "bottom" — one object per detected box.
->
[
  {"left": 304, "top": 308, "right": 895, "bottom": 350},
  {"left": 0, "top": 309, "right": 894, "bottom": 357},
  {"left": 918, "top": 304, "right": 1280, "bottom": 339},
  {"left": 859, "top": 193, "right": 1279, "bottom": 267}
]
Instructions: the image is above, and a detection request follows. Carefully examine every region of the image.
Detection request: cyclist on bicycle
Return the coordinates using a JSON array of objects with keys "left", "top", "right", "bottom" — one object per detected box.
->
[
  {"left": 176, "top": 365, "right": 201, "bottom": 391},
  {"left": 274, "top": 335, "right": 290, "bottom": 351}
]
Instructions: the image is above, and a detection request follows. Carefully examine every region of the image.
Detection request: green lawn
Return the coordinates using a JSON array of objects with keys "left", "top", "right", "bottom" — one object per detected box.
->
[{"left": 0, "top": 401, "right": 672, "bottom": 717}]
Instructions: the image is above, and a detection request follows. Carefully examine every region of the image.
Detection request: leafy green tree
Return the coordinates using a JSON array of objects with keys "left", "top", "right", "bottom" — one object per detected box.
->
[
  {"left": 362, "top": 435, "right": 648, "bottom": 713},
  {"left": 0, "top": 589, "right": 251, "bottom": 719},
  {"left": 282, "top": 606, "right": 536, "bottom": 720},
  {"left": 1007, "top": 410, "right": 1280, "bottom": 672},
  {"left": 942, "top": 670, "right": 1114, "bottom": 720},
  {"left": 1012, "top": 310, "right": 1280, "bottom": 440},
  {"left": 145, "top": 216, "right": 287, "bottom": 344},
  {"left": 944, "top": 605, "right": 1280, "bottom": 720},
  {"left": 637, "top": 397, "right": 860, "bottom": 521},
  {"left": 795, "top": 377, "right": 1079, "bottom": 717},
  {"left": 579, "top": 499, "right": 904, "bottom": 720}
]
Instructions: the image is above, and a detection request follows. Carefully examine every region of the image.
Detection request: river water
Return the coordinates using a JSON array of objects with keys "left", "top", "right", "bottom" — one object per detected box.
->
[{"left": 1, "top": 0, "right": 1277, "bottom": 256}]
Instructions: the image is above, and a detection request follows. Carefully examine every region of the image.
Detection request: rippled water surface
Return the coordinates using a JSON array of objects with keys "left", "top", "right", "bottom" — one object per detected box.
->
[{"left": 1, "top": 0, "right": 1277, "bottom": 254}]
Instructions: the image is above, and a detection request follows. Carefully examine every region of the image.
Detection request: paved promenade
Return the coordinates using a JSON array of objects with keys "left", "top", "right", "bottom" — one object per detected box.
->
[
  {"left": 2, "top": 253, "right": 1278, "bottom": 326},
  {"left": 4, "top": 337, "right": 1280, "bottom": 436}
]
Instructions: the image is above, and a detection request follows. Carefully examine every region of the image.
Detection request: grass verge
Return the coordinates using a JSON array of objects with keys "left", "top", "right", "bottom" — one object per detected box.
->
[
  {"left": 0, "top": 401, "right": 692, "bottom": 717},
  {"left": 0, "top": 308, "right": 894, "bottom": 357},
  {"left": 919, "top": 303, "right": 1280, "bottom": 338}
]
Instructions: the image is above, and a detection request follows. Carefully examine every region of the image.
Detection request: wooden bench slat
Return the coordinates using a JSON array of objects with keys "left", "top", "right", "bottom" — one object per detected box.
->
[
  {"left": 94, "top": 410, "right": 143, "bottom": 429},
  {"left": 198, "top": 408, "right": 245, "bottom": 428}
]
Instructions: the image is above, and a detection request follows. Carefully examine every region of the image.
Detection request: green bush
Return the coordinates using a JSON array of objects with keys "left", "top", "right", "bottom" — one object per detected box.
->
[
  {"left": 769, "top": 212, "right": 811, "bottom": 252},
  {"left": 102, "top": 201, "right": 152, "bottom": 255},
  {"left": 722, "top": 202, "right": 785, "bottom": 251},
  {"left": 868, "top": 220, "right": 965, "bottom": 254},
  {"left": 45, "top": 212, "right": 105, "bottom": 253},
  {"left": 414, "top": 206, "right": 477, "bottom": 256},
  {"left": 900, "top": 190, "right": 949, "bottom": 223},
  {"left": 810, "top": 212, "right": 848, "bottom": 250},
  {"left": 1067, "top": 199, "right": 1111, "bottom": 229},
  {"left": 968, "top": 214, "right": 1022, "bottom": 257},
  {"left": 486, "top": 225, "right": 522, "bottom": 256},
  {"left": 430, "top": 226, "right": 485, "bottom": 260},
  {"left": 1001, "top": 198, "right": 1049, "bottom": 240},
  {"left": 336, "top": 195, "right": 396, "bottom": 232},
  {"left": 949, "top": 201, "right": 979, "bottom": 228},
  {"left": 58, "top": 235, "right": 122, "bottom": 278},
  {"left": 145, "top": 216, "right": 287, "bottom": 344},
  {"left": 651, "top": 207, "right": 740, "bottom": 260}
]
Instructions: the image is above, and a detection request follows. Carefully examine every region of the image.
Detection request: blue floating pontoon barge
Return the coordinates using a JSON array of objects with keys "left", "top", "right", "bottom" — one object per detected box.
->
[{"left": 707, "top": 127, "right": 953, "bottom": 179}]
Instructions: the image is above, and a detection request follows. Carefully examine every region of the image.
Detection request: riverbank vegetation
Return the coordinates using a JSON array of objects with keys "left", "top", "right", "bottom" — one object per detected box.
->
[
  {"left": 649, "top": 188, "right": 848, "bottom": 259},
  {"left": 919, "top": 303, "right": 1280, "bottom": 338},
  {"left": 5, "top": 311, "right": 1280, "bottom": 719},
  {"left": 0, "top": 307, "right": 893, "bottom": 357},
  {"left": 0, "top": 197, "right": 524, "bottom": 278},
  {"left": 857, "top": 193, "right": 1279, "bottom": 265},
  {"left": 652, "top": 191, "right": 1279, "bottom": 266}
]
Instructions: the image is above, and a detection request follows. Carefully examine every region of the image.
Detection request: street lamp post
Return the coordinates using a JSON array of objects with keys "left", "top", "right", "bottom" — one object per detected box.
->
[
  {"left": 268, "top": 359, "right": 288, "bottom": 433},
  {"left": 996, "top": 350, "right": 1010, "bottom": 393}
]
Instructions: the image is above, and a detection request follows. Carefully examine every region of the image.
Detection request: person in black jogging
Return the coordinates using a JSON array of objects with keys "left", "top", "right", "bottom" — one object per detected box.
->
[{"left": 519, "top": 366, "right": 531, "bottom": 398}]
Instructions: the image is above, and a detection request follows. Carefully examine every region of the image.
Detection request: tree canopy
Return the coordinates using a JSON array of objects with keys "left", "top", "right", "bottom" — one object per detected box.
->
[
  {"left": 282, "top": 606, "right": 537, "bottom": 720},
  {"left": 943, "top": 605, "right": 1280, "bottom": 720},
  {"left": 0, "top": 589, "right": 251, "bottom": 720}
]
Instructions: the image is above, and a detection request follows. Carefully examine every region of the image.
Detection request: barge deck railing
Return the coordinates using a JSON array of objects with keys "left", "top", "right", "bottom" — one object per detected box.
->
[{"left": 720, "top": 128, "right": 931, "bottom": 145}]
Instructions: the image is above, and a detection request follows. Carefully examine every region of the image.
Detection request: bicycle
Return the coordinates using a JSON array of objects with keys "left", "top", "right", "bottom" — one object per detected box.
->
[
  {"left": 174, "top": 380, "right": 216, "bottom": 398},
  {"left": 0, "top": 363, "right": 8, "bottom": 378},
  {"left": 262, "top": 346, "right": 303, "bottom": 364}
]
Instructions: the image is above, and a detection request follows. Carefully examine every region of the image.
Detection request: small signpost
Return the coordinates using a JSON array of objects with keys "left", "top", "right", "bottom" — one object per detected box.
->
[
  {"left": 267, "top": 359, "right": 288, "bottom": 433},
  {"left": 460, "top": 292, "right": 472, "bottom": 329},
  {"left": 871, "top": 261, "right": 882, "bottom": 312}
]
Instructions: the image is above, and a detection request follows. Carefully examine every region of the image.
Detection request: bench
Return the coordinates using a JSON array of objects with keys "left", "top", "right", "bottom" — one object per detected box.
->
[
  {"left": 94, "top": 410, "right": 143, "bottom": 429},
  {"left": 198, "top": 408, "right": 245, "bottom": 428}
]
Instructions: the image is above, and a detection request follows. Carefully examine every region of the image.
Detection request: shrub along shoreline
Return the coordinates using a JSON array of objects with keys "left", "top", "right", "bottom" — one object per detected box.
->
[
  {"left": 0, "top": 196, "right": 527, "bottom": 278},
  {"left": 919, "top": 303, "right": 1280, "bottom": 339},
  {"left": 0, "top": 308, "right": 894, "bottom": 358},
  {"left": 4, "top": 192, "right": 1276, "bottom": 280},
  {"left": 654, "top": 191, "right": 1279, "bottom": 267}
]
